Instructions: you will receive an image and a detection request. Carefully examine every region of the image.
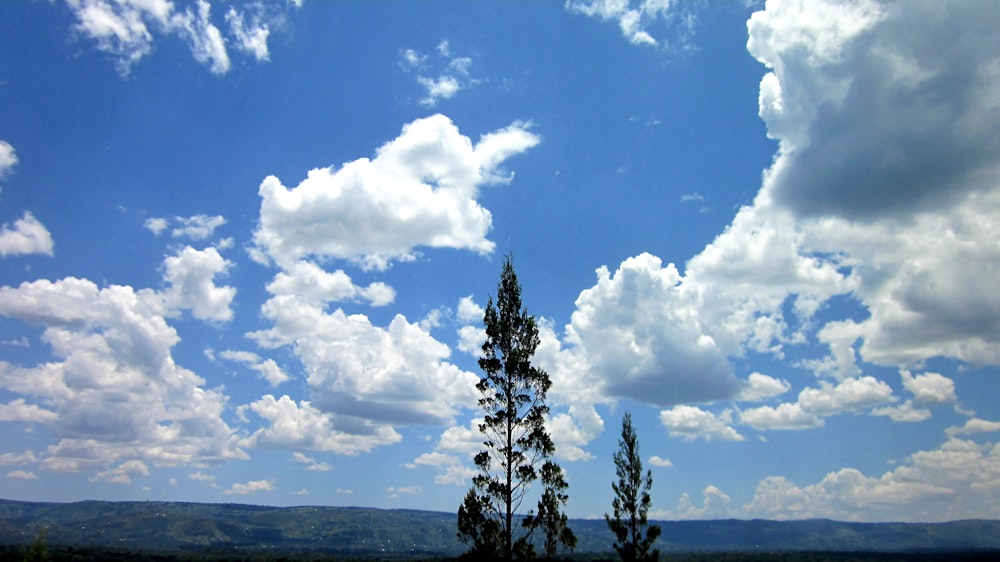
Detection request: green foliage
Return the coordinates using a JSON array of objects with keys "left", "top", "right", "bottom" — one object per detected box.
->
[
  {"left": 606, "top": 413, "right": 661, "bottom": 562},
  {"left": 22, "top": 527, "right": 47, "bottom": 562},
  {"left": 459, "top": 255, "right": 573, "bottom": 561}
]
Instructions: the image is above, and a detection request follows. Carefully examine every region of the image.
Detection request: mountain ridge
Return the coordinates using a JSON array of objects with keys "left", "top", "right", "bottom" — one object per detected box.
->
[{"left": 1, "top": 498, "right": 999, "bottom": 556}]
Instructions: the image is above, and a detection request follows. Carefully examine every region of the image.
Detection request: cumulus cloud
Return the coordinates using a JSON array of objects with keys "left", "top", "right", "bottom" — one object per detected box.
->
[
  {"left": 62, "top": 0, "right": 291, "bottom": 75},
  {"left": 161, "top": 246, "right": 235, "bottom": 322},
  {"left": 240, "top": 394, "right": 401, "bottom": 455},
  {"left": 386, "top": 485, "right": 422, "bottom": 498},
  {"left": 0, "top": 213, "right": 54, "bottom": 258},
  {"left": 740, "top": 402, "right": 823, "bottom": 431},
  {"left": 563, "top": 254, "right": 741, "bottom": 407},
  {"left": 648, "top": 455, "right": 672, "bottom": 468},
  {"left": 659, "top": 405, "right": 744, "bottom": 442},
  {"left": 252, "top": 114, "right": 539, "bottom": 271},
  {"left": 566, "top": 0, "right": 701, "bottom": 49},
  {"left": 7, "top": 470, "right": 38, "bottom": 480},
  {"left": 743, "top": 437, "right": 999, "bottom": 521},
  {"left": 251, "top": 295, "right": 480, "bottom": 428},
  {"left": 0, "top": 141, "right": 16, "bottom": 178},
  {"left": 0, "top": 277, "right": 244, "bottom": 475},
  {"left": 742, "top": 0, "right": 1000, "bottom": 371},
  {"left": 266, "top": 261, "right": 395, "bottom": 307}
]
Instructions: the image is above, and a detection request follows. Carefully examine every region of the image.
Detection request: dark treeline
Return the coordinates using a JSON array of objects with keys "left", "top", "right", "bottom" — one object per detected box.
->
[{"left": 2, "top": 544, "right": 999, "bottom": 562}]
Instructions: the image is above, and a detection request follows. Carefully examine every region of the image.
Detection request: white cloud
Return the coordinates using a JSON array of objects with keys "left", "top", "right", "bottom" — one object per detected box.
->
[
  {"left": 0, "top": 276, "right": 245, "bottom": 475},
  {"left": 253, "top": 115, "right": 539, "bottom": 271},
  {"left": 224, "top": 479, "right": 275, "bottom": 495},
  {"left": 566, "top": 0, "right": 700, "bottom": 49},
  {"left": 225, "top": 6, "right": 271, "bottom": 62},
  {"left": 0, "top": 451, "right": 38, "bottom": 466},
  {"left": 900, "top": 370, "right": 956, "bottom": 405},
  {"left": 561, "top": 254, "right": 741, "bottom": 406},
  {"left": 172, "top": 214, "right": 226, "bottom": 240},
  {"left": 401, "top": 42, "right": 476, "bottom": 107},
  {"left": 7, "top": 470, "right": 38, "bottom": 480},
  {"left": 0, "top": 398, "right": 58, "bottom": 424},
  {"left": 744, "top": 0, "right": 1000, "bottom": 371},
  {"left": 266, "top": 261, "right": 395, "bottom": 307},
  {"left": 0, "top": 140, "right": 17, "bottom": 178},
  {"left": 871, "top": 400, "right": 932, "bottom": 423},
  {"left": 946, "top": 418, "right": 1000, "bottom": 437},
  {"left": 62, "top": 0, "right": 291, "bottom": 75},
  {"left": 737, "top": 372, "right": 791, "bottom": 402},
  {"left": 92, "top": 459, "right": 149, "bottom": 485},
  {"left": 291, "top": 451, "right": 332, "bottom": 472},
  {"left": 648, "top": 455, "right": 672, "bottom": 468},
  {"left": 161, "top": 246, "right": 235, "bottom": 322},
  {"left": 659, "top": 405, "right": 744, "bottom": 442},
  {"left": 456, "top": 295, "right": 483, "bottom": 323},
  {"left": 740, "top": 402, "right": 823, "bottom": 431},
  {"left": 0, "top": 212, "right": 54, "bottom": 257},
  {"left": 386, "top": 485, "right": 422, "bottom": 498},
  {"left": 742, "top": 437, "right": 1000, "bottom": 521},
  {"left": 220, "top": 350, "right": 290, "bottom": 386},
  {"left": 240, "top": 394, "right": 401, "bottom": 455},
  {"left": 797, "top": 376, "right": 896, "bottom": 417},
  {"left": 249, "top": 290, "right": 480, "bottom": 428},
  {"left": 144, "top": 217, "right": 169, "bottom": 236}
]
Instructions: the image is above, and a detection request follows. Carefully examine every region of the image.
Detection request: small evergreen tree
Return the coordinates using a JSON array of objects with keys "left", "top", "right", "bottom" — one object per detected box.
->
[
  {"left": 458, "top": 255, "right": 573, "bottom": 560},
  {"left": 606, "top": 413, "right": 661, "bottom": 562},
  {"left": 526, "top": 460, "right": 576, "bottom": 558}
]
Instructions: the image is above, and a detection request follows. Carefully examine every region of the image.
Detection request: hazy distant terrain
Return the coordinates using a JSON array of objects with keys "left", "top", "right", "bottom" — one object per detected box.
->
[{"left": 2, "top": 499, "right": 999, "bottom": 558}]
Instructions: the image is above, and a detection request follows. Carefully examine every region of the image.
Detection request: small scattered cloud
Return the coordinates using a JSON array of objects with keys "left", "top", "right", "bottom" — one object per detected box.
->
[
  {"left": 659, "top": 405, "right": 744, "bottom": 442},
  {"left": 7, "top": 470, "right": 37, "bottom": 480},
  {"left": 400, "top": 41, "right": 478, "bottom": 107},
  {"left": 386, "top": 485, "right": 422, "bottom": 498},
  {"left": 224, "top": 479, "right": 275, "bottom": 495},
  {"left": 566, "top": 0, "right": 702, "bottom": 50},
  {"left": 291, "top": 451, "right": 332, "bottom": 472},
  {"left": 648, "top": 455, "right": 672, "bottom": 468}
]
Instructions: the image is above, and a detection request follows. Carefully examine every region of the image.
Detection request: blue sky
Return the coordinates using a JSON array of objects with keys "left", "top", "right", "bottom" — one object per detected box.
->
[{"left": 0, "top": 0, "right": 998, "bottom": 523}]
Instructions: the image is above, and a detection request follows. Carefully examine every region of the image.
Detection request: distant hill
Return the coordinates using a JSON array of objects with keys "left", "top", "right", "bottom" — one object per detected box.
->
[{"left": 1, "top": 498, "right": 999, "bottom": 557}]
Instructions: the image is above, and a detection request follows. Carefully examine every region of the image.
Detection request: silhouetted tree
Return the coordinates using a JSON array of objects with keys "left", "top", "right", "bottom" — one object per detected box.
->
[
  {"left": 606, "top": 413, "right": 661, "bottom": 562},
  {"left": 458, "top": 255, "right": 572, "bottom": 560},
  {"left": 523, "top": 460, "right": 577, "bottom": 559}
]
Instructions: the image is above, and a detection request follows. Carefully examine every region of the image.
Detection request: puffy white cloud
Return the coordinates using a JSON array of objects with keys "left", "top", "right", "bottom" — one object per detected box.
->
[
  {"left": 0, "top": 277, "right": 244, "bottom": 474},
  {"left": 659, "top": 405, "right": 744, "bottom": 442},
  {"left": 648, "top": 455, "right": 672, "bottom": 468},
  {"left": 566, "top": 0, "right": 700, "bottom": 49},
  {"left": 0, "top": 212, "right": 54, "bottom": 257},
  {"left": 252, "top": 114, "right": 539, "bottom": 271},
  {"left": 563, "top": 254, "right": 741, "bottom": 407},
  {"left": 162, "top": 246, "right": 235, "bottom": 322},
  {"left": 144, "top": 217, "right": 169, "bottom": 236},
  {"left": 62, "top": 0, "right": 290, "bottom": 75},
  {"left": 797, "top": 376, "right": 896, "bottom": 417},
  {"left": 240, "top": 394, "right": 401, "bottom": 455},
  {"left": 739, "top": 402, "right": 823, "bottom": 431},
  {"left": 7, "top": 470, "right": 38, "bottom": 480},
  {"left": 871, "top": 400, "right": 932, "bottom": 423},
  {"left": 742, "top": 437, "right": 1000, "bottom": 521},
  {"left": 744, "top": 0, "right": 1000, "bottom": 371},
  {"left": 224, "top": 479, "right": 275, "bottom": 495},
  {"left": 0, "top": 399, "right": 58, "bottom": 424},
  {"left": 456, "top": 295, "right": 484, "bottom": 323},
  {"left": 266, "top": 261, "right": 394, "bottom": 307},
  {"left": 737, "top": 372, "right": 792, "bottom": 402},
  {"left": 250, "top": 290, "right": 479, "bottom": 428},
  {"left": 900, "top": 370, "right": 956, "bottom": 405},
  {"left": 946, "top": 418, "right": 1000, "bottom": 437}
]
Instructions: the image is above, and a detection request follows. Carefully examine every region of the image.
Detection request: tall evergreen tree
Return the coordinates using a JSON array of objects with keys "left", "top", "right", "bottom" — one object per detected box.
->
[
  {"left": 606, "top": 413, "right": 661, "bottom": 562},
  {"left": 457, "top": 255, "right": 572, "bottom": 560}
]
